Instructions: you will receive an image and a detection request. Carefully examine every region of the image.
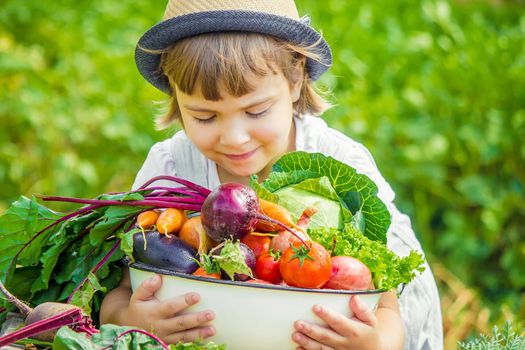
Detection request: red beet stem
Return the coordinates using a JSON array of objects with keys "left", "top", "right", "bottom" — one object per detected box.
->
[
  {"left": 0, "top": 279, "right": 32, "bottom": 317},
  {"left": 39, "top": 196, "right": 203, "bottom": 211},
  {"left": 144, "top": 186, "right": 207, "bottom": 198},
  {"left": 254, "top": 213, "right": 310, "bottom": 247},
  {"left": 0, "top": 307, "right": 83, "bottom": 347},
  {"left": 136, "top": 196, "right": 205, "bottom": 205},
  {"left": 138, "top": 175, "right": 211, "bottom": 197}
]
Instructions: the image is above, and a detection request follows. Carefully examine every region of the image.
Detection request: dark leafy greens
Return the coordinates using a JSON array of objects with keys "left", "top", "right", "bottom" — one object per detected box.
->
[{"left": 0, "top": 196, "right": 133, "bottom": 324}]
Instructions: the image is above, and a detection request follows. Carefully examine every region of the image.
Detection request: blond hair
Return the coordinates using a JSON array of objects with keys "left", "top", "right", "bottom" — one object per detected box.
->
[{"left": 155, "top": 32, "right": 331, "bottom": 129}]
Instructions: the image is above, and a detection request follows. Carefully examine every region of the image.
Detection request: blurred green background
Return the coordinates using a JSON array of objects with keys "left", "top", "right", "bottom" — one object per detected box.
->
[{"left": 1, "top": 0, "right": 523, "bottom": 346}]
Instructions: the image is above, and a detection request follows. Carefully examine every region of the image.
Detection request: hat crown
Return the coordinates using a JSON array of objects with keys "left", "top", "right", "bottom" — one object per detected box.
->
[{"left": 163, "top": 0, "right": 300, "bottom": 21}]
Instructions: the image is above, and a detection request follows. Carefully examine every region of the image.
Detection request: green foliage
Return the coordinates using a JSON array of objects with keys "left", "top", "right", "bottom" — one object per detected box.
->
[
  {"left": 0, "top": 0, "right": 523, "bottom": 338},
  {"left": 457, "top": 321, "right": 525, "bottom": 350},
  {"left": 0, "top": 196, "right": 139, "bottom": 324}
]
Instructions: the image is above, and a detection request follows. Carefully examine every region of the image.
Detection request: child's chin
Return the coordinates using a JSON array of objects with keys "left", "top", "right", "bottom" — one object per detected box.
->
[{"left": 230, "top": 167, "right": 263, "bottom": 178}]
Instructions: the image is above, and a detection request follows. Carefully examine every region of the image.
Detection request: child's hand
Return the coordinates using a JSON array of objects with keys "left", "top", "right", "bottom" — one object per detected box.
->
[
  {"left": 124, "top": 274, "right": 216, "bottom": 344},
  {"left": 292, "top": 295, "right": 383, "bottom": 350}
]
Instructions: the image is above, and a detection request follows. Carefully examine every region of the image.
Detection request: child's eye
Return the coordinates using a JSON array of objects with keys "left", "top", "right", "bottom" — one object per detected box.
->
[
  {"left": 194, "top": 115, "right": 216, "bottom": 124},
  {"left": 246, "top": 109, "right": 269, "bottom": 119}
]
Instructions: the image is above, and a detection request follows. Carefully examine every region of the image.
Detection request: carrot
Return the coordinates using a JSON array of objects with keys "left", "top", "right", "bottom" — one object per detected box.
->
[
  {"left": 178, "top": 216, "right": 217, "bottom": 254},
  {"left": 256, "top": 198, "right": 295, "bottom": 232},
  {"left": 193, "top": 267, "right": 221, "bottom": 279},
  {"left": 136, "top": 210, "right": 159, "bottom": 229},
  {"left": 156, "top": 208, "right": 186, "bottom": 236}
]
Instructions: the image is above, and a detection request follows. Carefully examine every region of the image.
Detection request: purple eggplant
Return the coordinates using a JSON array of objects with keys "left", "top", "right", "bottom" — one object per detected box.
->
[{"left": 133, "top": 230, "right": 198, "bottom": 274}]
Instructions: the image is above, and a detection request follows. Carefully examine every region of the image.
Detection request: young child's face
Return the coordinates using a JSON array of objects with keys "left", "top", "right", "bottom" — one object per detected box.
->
[{"left": 176, "top": 71, "right": 301, "bottom": 183}]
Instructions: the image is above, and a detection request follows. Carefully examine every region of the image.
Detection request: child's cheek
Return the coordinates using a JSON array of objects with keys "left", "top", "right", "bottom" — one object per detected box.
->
[{"left": 185, "top": 125, "right": 218, "bottom": 149}]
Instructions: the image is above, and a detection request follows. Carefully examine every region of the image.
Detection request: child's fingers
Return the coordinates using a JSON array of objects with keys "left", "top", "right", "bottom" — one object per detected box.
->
[
  {"left": 158, "top": 292, "right": 201, "bottom": 318},
  {"left": 130, "top": 274, "right": 162, "bottom": 302},
  {"left": 291, "top": 330, "right": 336, "bottom": 350},
  {"left": 160, "top": 310, "right": 215, "bottom": 335},
  {"left": 349, "top": 295, "right": 377, "bottom": 327},
  {"left": 293, "top": 319, "right": 344, "bottom": 349},
  {"left": 309, "top": 304, "right": 355, "bottom": 336},
  {"left": 163, "top": 325, "right": 216, "bottom": 345}
]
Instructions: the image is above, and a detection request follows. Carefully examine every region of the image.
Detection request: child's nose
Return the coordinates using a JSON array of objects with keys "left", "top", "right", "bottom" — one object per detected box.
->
[{"left": 219, "top": 119, "right": 251, "bottom": 146}]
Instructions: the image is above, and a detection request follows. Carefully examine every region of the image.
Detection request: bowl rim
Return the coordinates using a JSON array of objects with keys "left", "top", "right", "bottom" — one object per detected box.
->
[{"left": 126, "top": 258, "right": 385, "bottom": 295}]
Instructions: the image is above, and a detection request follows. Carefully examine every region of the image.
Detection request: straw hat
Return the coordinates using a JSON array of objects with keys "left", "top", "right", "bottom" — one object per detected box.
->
[{"left": 135, "top": 0, "right": 332, "bottom": 95}]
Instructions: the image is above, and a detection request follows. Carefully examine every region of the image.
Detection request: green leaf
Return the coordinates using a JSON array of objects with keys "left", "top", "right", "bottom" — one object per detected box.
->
[
  {"left": 53, "top": 324, "right": 169, "bottom": 349},
  {"left": 259, "top": 152, "right": 391, "bottom": 243},
  {"left": 309, "top": 224, "right": 425, "bottom": 290},
  {"left": 0, "top": 196, "right": 62, "bottom": 283},
  {"left": 89, "top": 206, "right": 141, "bottom": 246},
  {"left": 69, "top": 272, "right": 107, "bottom": 315},
  {"left": 53, "top": 323, "right": 227, "bottom": 349},
  {"left": 118, "top": 227, "right": 141, "bottom": 263},
  {"left": 52, "top": 326, "right": 98, "bottom": 350},
  {"left": 274, "top": 184, "right": 344, "bottom": 229},
  {"left": 213, "top": 241, "right": 253, "bottom": 280}
]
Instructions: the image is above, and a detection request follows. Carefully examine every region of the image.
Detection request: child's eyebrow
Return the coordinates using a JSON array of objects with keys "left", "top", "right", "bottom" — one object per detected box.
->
[
  {"left": 184, "top": 96, "right": 275, "bottom": 112},
  {"left": 183, "top": 105, "right": 215, "bottom": 112}
]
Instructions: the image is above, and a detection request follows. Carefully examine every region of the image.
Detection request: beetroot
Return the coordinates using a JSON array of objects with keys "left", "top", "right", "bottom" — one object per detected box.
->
[
  {"left": 0, "top": 280, "right": 96, "bottom": 346},
  {"left": 201, "top": 183, "right": 309, "bottom": 247},
  {"left": 201, "top": 183, "right": 259, "bottom": 241}
]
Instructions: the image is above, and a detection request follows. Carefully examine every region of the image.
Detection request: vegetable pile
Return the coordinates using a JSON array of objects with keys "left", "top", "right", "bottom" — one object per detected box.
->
[{"left": 0, "top": 151, "right": 425, "bottom": 348}]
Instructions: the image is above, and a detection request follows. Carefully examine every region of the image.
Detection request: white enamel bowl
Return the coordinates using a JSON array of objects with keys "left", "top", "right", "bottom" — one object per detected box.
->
[{"left": 129, "top": 261, "right": 383, "bottom": 350}]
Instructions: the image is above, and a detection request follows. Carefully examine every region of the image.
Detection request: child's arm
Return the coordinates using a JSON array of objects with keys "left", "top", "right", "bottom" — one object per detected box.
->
[
  {"left": 99, "top": 268, "right": 216, "bottom": 344},
  {"left": 291, "top": 291, "right": 403, "bottom": 350}
]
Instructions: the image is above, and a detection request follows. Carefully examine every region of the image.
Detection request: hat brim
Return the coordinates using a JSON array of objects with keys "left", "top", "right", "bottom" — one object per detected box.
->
[{"left": 135, "top": 10, "right": 332, "bottom": 94}]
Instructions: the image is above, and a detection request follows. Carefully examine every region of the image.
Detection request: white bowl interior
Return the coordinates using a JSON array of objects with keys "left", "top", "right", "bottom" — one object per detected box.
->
[{"left": 129, "top": 263, "right": 383, "bottom": 350}]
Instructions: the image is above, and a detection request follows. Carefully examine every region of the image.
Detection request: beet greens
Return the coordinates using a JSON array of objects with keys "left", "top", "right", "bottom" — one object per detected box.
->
[{"left": 0, "top": 175, "right": 300, "bottom": 346}]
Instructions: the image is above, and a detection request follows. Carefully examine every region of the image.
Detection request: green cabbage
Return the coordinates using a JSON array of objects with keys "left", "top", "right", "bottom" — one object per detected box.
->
[{"left": 251, "top": 151, "right": 390, "bottom": 243}]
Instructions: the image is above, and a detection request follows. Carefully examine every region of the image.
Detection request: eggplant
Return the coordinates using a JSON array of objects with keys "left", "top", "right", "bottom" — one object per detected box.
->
[{"left": 133, "top": 230, "right": 199, "bottom": 274}]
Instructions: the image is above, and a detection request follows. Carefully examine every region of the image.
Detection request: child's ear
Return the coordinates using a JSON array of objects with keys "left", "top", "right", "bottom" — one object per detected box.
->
[{"left": 289, "top": 57, "right": 306, "bottom": 103}]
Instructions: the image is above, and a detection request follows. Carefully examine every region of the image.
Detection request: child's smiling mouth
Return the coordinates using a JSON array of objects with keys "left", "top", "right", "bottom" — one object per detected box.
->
[{"left": 223, "top": 147, "right": 260, "bottom": 161}]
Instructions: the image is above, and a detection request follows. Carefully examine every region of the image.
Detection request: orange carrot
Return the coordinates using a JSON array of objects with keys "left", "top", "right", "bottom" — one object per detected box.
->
[
  {"left": 256, "top": 198, "right": 295, "bottom": 232},
  {"left": 136, "top": 210, "right": 159, "bottom": 230},
  {"left": 178, "top": 216, "right": 217, "bottom": 254},
  {"left": 193, "top": 267, "right": 221, "bottom": 279},
  {"left": 156, "top": 208, "right": 186, "bottom": 236}
]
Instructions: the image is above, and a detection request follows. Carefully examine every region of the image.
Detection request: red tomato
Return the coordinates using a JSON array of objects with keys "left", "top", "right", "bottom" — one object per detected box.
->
[
  {"left": 192, "top": 267, "right": 221, "bottom": 279},
  {"left": 279, "top": 242, "right": 332, "bottom": 289},
  {"left": 240, "top": 232, "right": 271, "bottom": 258},
  {"left": 255, "top": 253, "right": 281, "bottom": 284}
]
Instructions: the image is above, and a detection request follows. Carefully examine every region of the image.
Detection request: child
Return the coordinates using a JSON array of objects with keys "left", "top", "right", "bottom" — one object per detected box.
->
[{"left": 100, "top": 1, "right": 443, "bottom": 349}]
